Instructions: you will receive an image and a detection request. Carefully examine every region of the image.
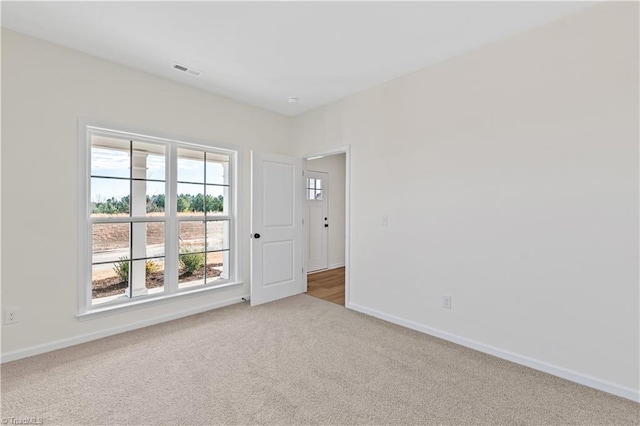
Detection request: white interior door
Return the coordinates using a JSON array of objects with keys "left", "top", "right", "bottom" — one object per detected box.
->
[
  {"left": 306, "top": 170, "right": 328, "bottom": 272},
  {"left": 250, "top": 151, "right": 303, "bottom": 306}
]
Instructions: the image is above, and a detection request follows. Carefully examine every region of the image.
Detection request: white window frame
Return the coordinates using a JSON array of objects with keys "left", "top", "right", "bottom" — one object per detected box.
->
[{"left": 78, "top": 119, "right": 242, "bottom": 318}]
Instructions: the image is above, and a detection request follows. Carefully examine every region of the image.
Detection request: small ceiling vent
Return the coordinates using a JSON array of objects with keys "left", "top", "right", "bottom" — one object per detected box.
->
[{"left": 173, "top": 63, "right": 202, "bottom": 77}]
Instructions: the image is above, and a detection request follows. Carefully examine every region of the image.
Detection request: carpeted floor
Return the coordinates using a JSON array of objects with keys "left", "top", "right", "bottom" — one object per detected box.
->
[{"left": 1, "top": 294, "right": 638, "bottom": 425}]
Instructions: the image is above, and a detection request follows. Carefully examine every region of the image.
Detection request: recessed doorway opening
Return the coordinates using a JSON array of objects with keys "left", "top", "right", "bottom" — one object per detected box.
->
[{"left": 304, "top": 150, "right": 348, "bottom": 306}]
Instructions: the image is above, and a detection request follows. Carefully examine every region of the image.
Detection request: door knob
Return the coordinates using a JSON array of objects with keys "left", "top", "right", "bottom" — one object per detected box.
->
[
  {"left": 253, "top": 233, "right": 261, "bottom": 239},
  {"left": 324, "top": 224, "right": 329, "bottom": 228}
]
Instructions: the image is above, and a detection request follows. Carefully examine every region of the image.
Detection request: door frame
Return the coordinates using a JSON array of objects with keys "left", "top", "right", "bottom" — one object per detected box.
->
[{"left": 302, "top": 146, "right": 351, "bottom": 306}]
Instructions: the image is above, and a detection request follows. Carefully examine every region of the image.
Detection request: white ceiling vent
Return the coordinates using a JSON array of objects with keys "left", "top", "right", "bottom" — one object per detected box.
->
[{"left": 173, "top": 63, "right": 202, "bottom": 77}]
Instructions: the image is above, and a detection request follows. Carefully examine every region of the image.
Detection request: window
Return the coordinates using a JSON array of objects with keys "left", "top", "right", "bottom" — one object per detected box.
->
[
  {"left": 306, "top": 177, "right": 323, "bottom": 200},
  {"left": 176, "top": 148, "right": 231, "bottom": 290},
  {"left": 80, "top": 124, "right": 238, "bottom": 314}
]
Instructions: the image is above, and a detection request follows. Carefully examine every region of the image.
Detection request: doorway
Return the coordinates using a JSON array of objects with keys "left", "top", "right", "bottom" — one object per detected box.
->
[
  {"left": 304, "top": 152, "right": 347, "bottom": 306},
  {"left": 249, "top": 146, "right": 350, "bottom": 308}
]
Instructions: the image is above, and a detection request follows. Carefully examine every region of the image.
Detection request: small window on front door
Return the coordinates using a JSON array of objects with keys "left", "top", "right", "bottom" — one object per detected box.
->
[{"left": 307, "top": 178, "right": 323, "bottom": 200}]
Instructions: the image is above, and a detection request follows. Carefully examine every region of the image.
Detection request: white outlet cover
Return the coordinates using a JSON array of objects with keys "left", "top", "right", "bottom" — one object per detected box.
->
[
  {"left": 442, "top": 296, "right": 452, "bottom": 309},
  {"left": 4, "top": 307, "right": 19, "bottom": 324}
]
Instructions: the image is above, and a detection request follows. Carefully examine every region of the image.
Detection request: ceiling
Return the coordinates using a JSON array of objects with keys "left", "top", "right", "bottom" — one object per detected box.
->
[{"left": 2, "top": 1, "right": 596, "bottom": 116}]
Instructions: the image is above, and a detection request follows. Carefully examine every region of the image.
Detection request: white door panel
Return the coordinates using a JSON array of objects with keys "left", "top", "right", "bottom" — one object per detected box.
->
[
  {"left": 307, "top": 205, "right": 324, "bottom": 257},
  {"left": 251, "top": 151, "right": 303, "bottom": 306},
  {"left": 263, "top": 162, "right": 294, "bottom": 227},
  {"left": 263, "top": 240, "right": 294, "bottom": 286}
]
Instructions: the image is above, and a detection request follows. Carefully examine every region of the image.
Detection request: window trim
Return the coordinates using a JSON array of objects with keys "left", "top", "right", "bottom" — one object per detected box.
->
[{"left": 78, "top": 118, "right": 242, "bottom": 317}]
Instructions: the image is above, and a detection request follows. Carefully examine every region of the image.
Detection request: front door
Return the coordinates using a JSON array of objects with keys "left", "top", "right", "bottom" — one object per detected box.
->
[
  {"left": 305, "top": 170, "right": 328, "bottom": 272},
  {"left": 250, "top": 151, "right": 303, "bottom": 306}
]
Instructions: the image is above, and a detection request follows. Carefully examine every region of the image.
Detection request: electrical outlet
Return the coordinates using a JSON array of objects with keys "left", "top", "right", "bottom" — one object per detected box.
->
[
  {"left": 4, "top": 307, "right": 19, "bottom": 325},
  {"left": 442, "top": 295, "right": 452, "bottom": 309},
  {"left": 381, "top": 214, "right": 389, "bottom": 227}
]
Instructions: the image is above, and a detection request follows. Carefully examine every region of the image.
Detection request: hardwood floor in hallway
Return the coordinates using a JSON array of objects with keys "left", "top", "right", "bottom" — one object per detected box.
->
[{"left": 306, "top": 267, "right": 345, "bottom": 306}]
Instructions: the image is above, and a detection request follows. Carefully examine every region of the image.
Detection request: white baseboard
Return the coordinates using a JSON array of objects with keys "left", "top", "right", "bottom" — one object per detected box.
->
[
  {"left": 347, "top": 302, "right": 639, "bottom": 403},
  {"left": 1, "top": 295, "right": 248, "bottom": 364}
]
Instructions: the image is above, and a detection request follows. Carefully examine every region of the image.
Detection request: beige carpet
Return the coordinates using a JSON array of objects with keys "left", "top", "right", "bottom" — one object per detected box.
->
[{"left": 1, "top": 295, "right": 638, "bottom": 425}]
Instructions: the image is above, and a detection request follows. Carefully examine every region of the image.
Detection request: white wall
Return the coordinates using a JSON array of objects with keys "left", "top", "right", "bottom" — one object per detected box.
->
[
  {"left": 306, "top": 154, "right": 346, "bottom": 269},
  {"left": 292, "top": 3, "right": 639, "bottom": 397},
  {"left": 1, "top": 30, "right": 292, "bottom": 356}
]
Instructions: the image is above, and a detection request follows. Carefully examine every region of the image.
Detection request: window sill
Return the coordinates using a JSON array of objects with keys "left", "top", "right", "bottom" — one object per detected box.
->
[{"left": 77, "top": 280, "right": 244, "bottom": 321}]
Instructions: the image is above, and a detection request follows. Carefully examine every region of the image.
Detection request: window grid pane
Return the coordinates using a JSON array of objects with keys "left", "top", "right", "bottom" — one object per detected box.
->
[
  {"left": 178, "top": 218, "right": 231, "bottom": 288},
  {"left": 91, "top": 220, "right": 166, "bottom": 305},
  {"left": 91, "top": 135, "right": 130, "bottom": 179}
]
